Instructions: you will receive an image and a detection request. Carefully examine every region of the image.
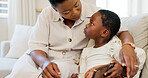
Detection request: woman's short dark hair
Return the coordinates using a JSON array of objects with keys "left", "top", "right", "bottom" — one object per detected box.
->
[
  {"left": 48, "top": 0, "right": 66, "bottom": 7},
  {"left": 98, "top": 9, "right": 121, "bottom": 40}
]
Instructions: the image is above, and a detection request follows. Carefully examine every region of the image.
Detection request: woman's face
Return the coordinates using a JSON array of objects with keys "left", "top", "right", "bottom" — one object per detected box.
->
[{"left": 55, "top": 0, "right": 82, "bottom": 21}]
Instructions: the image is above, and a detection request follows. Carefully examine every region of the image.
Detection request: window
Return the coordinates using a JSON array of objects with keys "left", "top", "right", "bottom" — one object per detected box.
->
[
  {"left": 0, "top": 0, "right": 8, "bottom": 18},
  {"left": 96, "top": 0, "right": 129, "bottom": 17}
]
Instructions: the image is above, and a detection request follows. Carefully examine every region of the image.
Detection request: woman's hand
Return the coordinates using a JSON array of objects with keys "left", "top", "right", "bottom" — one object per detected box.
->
[
  {"left": 41, "top": 61, "right": 61, "bottom": 78},
  {"left": 105, "top": 60, "right": 123, "bottom": 78},
  {"left": 119, "top": 45, "right": 139, "bottom": 78},
  {"left": 71, "top": 73, "right": 78, "bottom": 78}
]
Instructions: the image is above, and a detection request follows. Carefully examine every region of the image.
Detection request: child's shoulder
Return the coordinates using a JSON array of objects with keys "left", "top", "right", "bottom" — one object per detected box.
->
[{"left": 83, "top": 47, "right": 93, "bottom": 52}]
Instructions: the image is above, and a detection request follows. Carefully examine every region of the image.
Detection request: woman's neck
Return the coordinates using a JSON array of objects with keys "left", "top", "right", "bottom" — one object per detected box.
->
[
  {"left": 94, "top": 38, "right": 109, "bottom": 48},
  {"left": 63, "top": 19, "right": 75, "bottom": 28}
]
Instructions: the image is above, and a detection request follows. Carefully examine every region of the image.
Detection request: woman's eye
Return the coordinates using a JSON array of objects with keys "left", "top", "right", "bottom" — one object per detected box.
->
[{"left": 63, "top": 11, "right": 70, "bottom": 14}]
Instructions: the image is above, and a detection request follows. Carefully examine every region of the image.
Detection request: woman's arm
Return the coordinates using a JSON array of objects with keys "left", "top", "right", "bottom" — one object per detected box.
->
[
  {"left": 117, "top": 31, "right": 139, "bottom": 78},
  {"left": 30, "top": 50, "right": 61, "bottom": 78}
]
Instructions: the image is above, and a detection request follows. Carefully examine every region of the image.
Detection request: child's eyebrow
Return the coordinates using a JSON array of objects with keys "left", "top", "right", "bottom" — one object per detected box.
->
[
  {"left": 90, "top": 19, "right": 93, "bottom": 22},
  {"left": 74, "top": 0, "right": 79, "bottom": 6}
]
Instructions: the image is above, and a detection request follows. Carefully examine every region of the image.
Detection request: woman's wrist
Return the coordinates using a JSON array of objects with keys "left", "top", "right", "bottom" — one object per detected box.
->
[{"left": 122, "top": 42, "right": 135, "bottom": 49}]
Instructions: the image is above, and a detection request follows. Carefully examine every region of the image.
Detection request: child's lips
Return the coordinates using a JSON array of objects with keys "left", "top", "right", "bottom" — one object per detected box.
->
[{"left": 84, "top": 28, "right": 87, "bottom": 34}]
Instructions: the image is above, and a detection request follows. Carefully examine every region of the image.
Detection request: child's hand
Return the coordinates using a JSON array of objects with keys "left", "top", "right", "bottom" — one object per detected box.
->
[
  {"left": 71, "top": 73, "right": 78, "bottom": 78},
  {"left": 104, "top": 60, "right": 123, "bottom": 78}
]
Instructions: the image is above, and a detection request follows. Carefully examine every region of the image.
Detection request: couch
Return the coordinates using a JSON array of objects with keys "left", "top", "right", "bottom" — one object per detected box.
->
[{"left": 0, "top": 13, "right": 148, "bottom": 78}]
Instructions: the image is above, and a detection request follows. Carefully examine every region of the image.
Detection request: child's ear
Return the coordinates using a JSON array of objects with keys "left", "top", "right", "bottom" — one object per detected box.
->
[{"left": 101, "top": 29, "right": 110, "bottom": 38}]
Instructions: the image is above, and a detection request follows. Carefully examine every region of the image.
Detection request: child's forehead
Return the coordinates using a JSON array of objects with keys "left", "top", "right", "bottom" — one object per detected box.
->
[{"left": 91, "top": 12, "right": 101, "bottom": 20}]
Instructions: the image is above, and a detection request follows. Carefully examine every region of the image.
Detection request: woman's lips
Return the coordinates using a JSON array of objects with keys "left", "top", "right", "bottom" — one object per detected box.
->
[{"left": 72, "top": 15, "right": 80, "bottom": 19}]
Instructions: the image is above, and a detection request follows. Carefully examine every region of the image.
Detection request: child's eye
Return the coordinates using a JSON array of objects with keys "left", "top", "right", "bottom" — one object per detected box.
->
[{"left": 91, "top": 22, "right": 94, "bottom": 25}]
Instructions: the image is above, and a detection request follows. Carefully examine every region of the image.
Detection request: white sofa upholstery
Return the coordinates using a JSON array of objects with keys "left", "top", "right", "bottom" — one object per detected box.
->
[{"left": 0, "top": 14, "right": 148, "bottom": 78}]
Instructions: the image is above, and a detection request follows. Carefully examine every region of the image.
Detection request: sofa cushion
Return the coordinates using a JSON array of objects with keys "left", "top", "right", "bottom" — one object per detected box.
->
[
  {"left": 0, "top": 58, "right": 17, "bottom": 78},
  {"left": 5, "top": 25, "right": 32, "bottom": 58},
  {"left": 121, "top": 14, "right": 148, "bottom": 51}
]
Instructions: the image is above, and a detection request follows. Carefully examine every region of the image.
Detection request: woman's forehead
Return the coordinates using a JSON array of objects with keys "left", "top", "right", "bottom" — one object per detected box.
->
[{"left": 56, "top": 0, "right": 78, "bottom": 11}]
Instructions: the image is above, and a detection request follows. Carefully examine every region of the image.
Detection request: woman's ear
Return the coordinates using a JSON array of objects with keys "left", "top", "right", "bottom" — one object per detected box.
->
[{"left": 101, "top": 29, "right": 110, "bottom": 38}]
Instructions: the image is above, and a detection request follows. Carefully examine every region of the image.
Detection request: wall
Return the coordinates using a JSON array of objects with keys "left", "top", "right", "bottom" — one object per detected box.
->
[
  {"left": 0, "top": 18, "right": 8, "bottom": 50},
  {"left": 83, "top": 0, "right": 96, "bottom": 5},
  {"left": 141, "top": 0, "right": 148, "bottom": 14},
  {"left": 36, "top": 0, "right": 49, "bottom": 17}
]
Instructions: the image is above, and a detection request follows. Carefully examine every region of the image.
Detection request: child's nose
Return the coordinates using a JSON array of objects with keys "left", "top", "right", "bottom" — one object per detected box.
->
[{"left": 86, "top": 24, "right": 89, "bottom": 28}]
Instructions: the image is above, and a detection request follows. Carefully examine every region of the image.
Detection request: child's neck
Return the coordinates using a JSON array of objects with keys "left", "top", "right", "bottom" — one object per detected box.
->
[{"left": 94, "top": 38, "right": 109, "bottom": 48}]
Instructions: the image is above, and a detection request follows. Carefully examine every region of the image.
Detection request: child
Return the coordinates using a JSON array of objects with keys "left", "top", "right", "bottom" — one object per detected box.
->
[{"left": 77, "top": 10, "right": 146, "bottom": 78}]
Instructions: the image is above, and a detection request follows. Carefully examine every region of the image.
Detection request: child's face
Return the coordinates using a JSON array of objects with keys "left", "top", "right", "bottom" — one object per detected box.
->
[{"left": 84, "top": 12, "right": 106, "bottom": 39}]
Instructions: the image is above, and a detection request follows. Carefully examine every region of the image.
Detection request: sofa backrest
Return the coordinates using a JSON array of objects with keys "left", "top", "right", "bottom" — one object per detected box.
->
[
  {"left": 5, "top": 14, "right": 148, "bottom": 59},
  {"left": 121, "top": 13, "right": 148, "bottom": 52}
]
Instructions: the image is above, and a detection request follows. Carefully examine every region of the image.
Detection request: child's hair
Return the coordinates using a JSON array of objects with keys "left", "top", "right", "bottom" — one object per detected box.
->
[
  {"left": 48, "top": 0, "right": 66, "bottom": 8},
  {"left": 98, "top": 10, "right": 121, "bottom": 40}
]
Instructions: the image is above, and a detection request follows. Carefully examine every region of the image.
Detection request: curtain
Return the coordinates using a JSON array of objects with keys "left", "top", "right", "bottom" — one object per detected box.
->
[
  {"left": 96, "top": 0, "right": 144, "bottom": 17},
  {"left": 128, "top": 0, "right": 142, "bottom": 17},
  {"left": 8, "top": 0, "right": 36, "bottom": 39}
]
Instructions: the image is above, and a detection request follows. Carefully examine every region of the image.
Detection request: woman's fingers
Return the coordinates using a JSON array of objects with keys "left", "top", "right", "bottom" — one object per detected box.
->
[
  {"left": 46, "top": 63, "right": 61, "bottom": 78},
  {"left": 124, "top": 56, "right": 131, "bottom": 78},
  {"left": 43, "top": 67, "right": 53, "bottom": 78},
  {"left": 42, "top": 70, "right": 52, "bottom": 78},
  {"left": 42, "top": 62, "right": 61, "bottom": 78},
  {"left": 119, "top": 49, "right": 126, "bottom": 66},
  {"left": 130, "top": 56, "right": 139, "bottom": 77},
  {"left": 52, "top": 63, "right": 61, "bottom": 75}
]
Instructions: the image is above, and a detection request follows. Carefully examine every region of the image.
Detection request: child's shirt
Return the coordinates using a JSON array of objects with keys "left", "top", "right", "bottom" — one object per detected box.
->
[
  {"left": 79, "top": 36, "right": 146, "bottom": 78},
  {"left": 79, "top": 36, "right": 122, "bottom": 77}
]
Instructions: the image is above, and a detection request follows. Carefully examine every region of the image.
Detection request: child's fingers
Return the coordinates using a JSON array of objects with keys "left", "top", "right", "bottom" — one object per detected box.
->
[
  {"left": 105, "top": 71, "right": 119, "bottom": 78},
  {"left": 104, "top": 67, "right": 116, "bottom": 76}
]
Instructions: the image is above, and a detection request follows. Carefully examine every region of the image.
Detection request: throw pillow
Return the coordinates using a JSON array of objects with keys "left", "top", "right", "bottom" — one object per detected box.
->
[{"left": 5, "top": 25, "right": 32, "bottom": 58}]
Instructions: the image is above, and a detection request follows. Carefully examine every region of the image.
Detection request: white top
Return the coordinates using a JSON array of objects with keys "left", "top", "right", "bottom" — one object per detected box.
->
[
  {"left": 27, "top": 1, "right": 128, "bottom": 54},
  {"left": 79, "top": 36, "right": 122, "bottom": 77},
  {"left": 79, "top": 36, "right": 146, "bottom": 78}
]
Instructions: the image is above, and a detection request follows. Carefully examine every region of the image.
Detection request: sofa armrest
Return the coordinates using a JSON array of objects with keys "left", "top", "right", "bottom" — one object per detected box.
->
[{"left": 0, "top": 41, "right": 10, "bottom": 58}]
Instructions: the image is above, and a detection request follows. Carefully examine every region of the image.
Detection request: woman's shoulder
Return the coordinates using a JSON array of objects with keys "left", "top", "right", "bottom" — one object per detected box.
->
[{"left": 39, "top": 5, "right": 58, "bottom": 20}]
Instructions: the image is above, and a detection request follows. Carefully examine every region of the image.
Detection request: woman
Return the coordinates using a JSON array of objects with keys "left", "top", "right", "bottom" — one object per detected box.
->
[{"left": 7, "top": 0, "right": 138, "bottom": 78}]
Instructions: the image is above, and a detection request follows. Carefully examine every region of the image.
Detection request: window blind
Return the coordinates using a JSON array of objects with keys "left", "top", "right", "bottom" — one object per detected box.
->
[{"left": 0, "top": 0, "right": 8, "bottom": 18}]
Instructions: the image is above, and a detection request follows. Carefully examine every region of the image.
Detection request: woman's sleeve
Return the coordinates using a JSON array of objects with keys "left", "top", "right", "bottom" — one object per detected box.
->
[{"left": 26, "top": 8, "right": 50, "bottom": 54}]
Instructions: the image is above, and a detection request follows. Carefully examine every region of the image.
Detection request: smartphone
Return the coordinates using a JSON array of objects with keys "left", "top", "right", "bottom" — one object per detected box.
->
[{"left": 92, "top": 63, "right": 115, "bottom": 78}]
